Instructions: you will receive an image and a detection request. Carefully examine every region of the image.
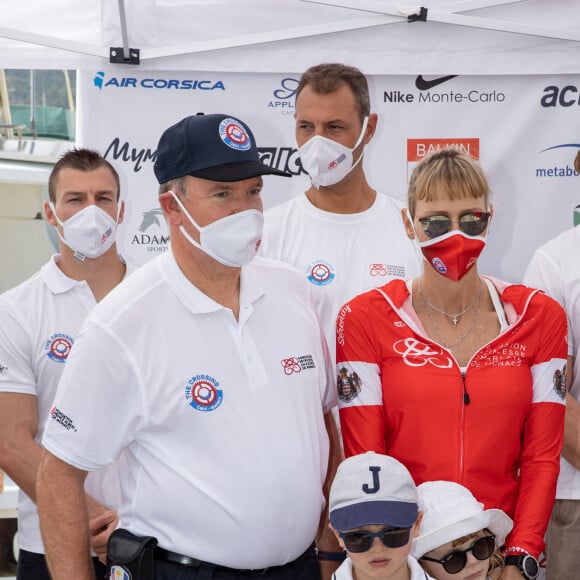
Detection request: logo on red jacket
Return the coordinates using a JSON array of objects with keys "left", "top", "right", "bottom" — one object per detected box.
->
[
  {"left": 553, "top": 364, "right": 567, "bottom": 400},
  {"left": 337, "top": 366, "right": 362, "bottom": 403},
  {"left": 393, "top": 338, "right": 453, "bottom": 368},
  {"left": 44, "top": 333, "right": 74, "bottom": 363}
]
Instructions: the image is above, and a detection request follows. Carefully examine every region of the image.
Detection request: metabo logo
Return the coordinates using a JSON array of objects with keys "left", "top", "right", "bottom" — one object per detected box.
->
[
  {"left": 541, "top": 85, "right": 580, "bottom": 107},
  {"left": 536, "top": 144, "right": 580, "bottom": 178},
  {"left": 93, "top": 71, "right": 225, "bottom": 91},
  {"left": 267, "top": 77, "right": 298, "bottom": 115},
  {"left": 384, "top": 75, "right": 505, "bottom": 104}
]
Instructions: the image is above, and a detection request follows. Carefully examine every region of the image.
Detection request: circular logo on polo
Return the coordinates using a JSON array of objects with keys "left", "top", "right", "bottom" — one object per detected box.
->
[
  {"left": 219, "top": 118, "right": 251, "bottom": 151},
  {"left": 185, "top": 374, "right": 223, "bottom": 412},
  {"left": 431, "top": 257, "right": 447, "bottom": 274},
  {"left": 44, "top": 333, "right": 74, "bottom": 363},
  {"left": 306, "top": 260, "right": 336, "bottom": 286}
]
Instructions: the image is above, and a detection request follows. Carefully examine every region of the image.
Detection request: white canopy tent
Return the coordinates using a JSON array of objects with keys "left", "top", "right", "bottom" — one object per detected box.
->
[{"left": 0, "top": 0, "right": 579, "bottom": 74}]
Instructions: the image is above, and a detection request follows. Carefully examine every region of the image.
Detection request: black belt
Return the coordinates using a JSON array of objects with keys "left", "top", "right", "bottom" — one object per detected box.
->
[{"left": 155, "top": 542, "right": 315, "bottom": 575}]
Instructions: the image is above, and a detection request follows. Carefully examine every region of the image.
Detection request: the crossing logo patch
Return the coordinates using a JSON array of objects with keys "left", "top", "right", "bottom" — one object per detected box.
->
[
  {"left": 306, "top": 260, "right": 335, "bottom": 286},
  {"left": 44, "top": 333, "right": 74, "bottom": 363},
  {"left": 185, "top": 374, "right": 223, "bottom": 412},
  {"left": 219, "top": 118, "right": 251, "bottom": 151}
]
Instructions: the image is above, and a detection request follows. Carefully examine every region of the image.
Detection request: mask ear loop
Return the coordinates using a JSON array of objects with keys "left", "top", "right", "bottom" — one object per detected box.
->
[
  {"left": 48, "top": 202, "right": 71, "bottom": 251},
  {"left": 350, "top": 116, "right": 369, "bottom": 170}
]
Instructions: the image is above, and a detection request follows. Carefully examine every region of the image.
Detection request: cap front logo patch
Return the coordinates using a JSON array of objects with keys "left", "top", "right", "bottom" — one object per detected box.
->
[{"left": 219, "top": 118, "right": 251, "bottom": 151}]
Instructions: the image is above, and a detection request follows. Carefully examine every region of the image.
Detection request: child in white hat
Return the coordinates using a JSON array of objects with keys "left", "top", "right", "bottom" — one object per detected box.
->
[
  {"left": 329, "top": 451, "right": 434, "bottom": 580},
  {"left": 412, "top": 481, "right": 513, "bottom": 580}
]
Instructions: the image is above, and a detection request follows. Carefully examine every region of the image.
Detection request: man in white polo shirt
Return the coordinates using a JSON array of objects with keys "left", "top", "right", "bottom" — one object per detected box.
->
[
  {"left": 523, "top": 148, "right": 580, "bottom": 580},
  {"left": 261, "top": 63, "right": 422, "bottom": 362},
  {"left": 0, "top": 148, "right": 132, "bottom": 580},
  {"left": 37, "top": 114, "right": 341, "bottom": 580}
]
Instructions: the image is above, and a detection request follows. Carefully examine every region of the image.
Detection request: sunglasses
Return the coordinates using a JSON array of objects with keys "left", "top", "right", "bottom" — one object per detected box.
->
[
  {"left": 338, "top": 527, "right": 412, "bottom": 553},
  {"left": 420, "top": 534, "right": 496, "bottom": 574},
  {"left": 418, "top": 211, "right": 491, "bottom": 239}
]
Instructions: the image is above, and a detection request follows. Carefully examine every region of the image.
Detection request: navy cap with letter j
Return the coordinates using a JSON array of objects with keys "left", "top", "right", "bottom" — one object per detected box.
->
[
  {"left": 329, "top": 452, "right": 419, "bottom": 531},
  {"left": 154, "top": 113, "right": 291, "bottom": 184}
]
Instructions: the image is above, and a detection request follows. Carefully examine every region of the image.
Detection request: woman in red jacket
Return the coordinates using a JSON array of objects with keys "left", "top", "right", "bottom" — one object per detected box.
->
[{"left": 336, "top": 149, "right": 566, "bottom": 580}]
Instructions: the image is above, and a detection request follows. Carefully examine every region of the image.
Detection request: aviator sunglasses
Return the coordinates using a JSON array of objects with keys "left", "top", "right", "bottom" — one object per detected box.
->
[
  {"left": 420, "top": 534, "right": 496, "bottom": 574},
  {"left": 338, "top": 527, "right": 412, "bottom": 553},
  {"left": 418, "top": 211, "right": 491, "bottom": 239}
]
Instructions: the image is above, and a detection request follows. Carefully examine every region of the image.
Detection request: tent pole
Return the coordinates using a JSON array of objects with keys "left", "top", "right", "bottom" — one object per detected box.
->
[{"left": 117, "top": 0, "right": 131, "bottom": 61}]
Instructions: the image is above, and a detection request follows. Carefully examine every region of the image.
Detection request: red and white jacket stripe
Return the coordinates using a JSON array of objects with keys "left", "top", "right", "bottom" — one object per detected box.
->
[{"left": 336, "top": 277, "right": 567, "bottom": 557}]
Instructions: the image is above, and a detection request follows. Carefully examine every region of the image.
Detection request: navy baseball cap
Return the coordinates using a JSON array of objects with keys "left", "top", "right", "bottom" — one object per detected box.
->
[
  {"left": 153, "top": 113, "right": 291, "bottom": 183},
  {"left": 330, "top": 452, "right": 419, "bottom": 532}
]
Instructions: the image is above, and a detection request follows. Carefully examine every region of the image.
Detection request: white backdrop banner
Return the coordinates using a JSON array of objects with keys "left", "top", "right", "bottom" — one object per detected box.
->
[{"left": 77, "top": 70, "right": 580, "bottom": 282}]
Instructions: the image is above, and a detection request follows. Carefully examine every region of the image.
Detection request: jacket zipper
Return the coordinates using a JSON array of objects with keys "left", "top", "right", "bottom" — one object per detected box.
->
[{"left": 375, "top": 281, "right": 539, "bottom": 484}]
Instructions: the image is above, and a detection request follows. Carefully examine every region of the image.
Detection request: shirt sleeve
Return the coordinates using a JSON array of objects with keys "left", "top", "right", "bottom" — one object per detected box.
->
[
  {"left": 524, "top": 248, "right": 573, "bottom": 356},
  {"left": 42, "top": 320, "right": 145, "bottom": 471},
  {"left": 505, "top": 295, "right": 567, "bottom": 556},
  {"left": 0, "top": 298, "right": 37, "bottom": 395},
  {"left": 335, "top": 294, "right": 386, "bottom": 456}
]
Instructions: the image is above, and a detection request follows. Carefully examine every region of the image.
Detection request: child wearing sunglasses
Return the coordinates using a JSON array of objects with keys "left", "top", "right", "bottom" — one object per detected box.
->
[
  {"left": 412, "top": 481, "right": 513, "bottom": 580},
  {"left": 329, "top": 451, "right": 434, "bottom": 580}
]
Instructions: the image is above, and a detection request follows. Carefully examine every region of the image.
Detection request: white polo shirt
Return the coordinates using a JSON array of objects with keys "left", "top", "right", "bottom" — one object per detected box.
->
[
  {"left": 261, "top": 192, "right": 423, "bottom": 362},
  {"left": 43, "top": 252, "right": 334, "bottom": 569},
  {"left": 524, "top": 225, "right": 580, "bottom": 500},
  {"left": 0, "top": 254, "right": 134, "bottom": 553}
]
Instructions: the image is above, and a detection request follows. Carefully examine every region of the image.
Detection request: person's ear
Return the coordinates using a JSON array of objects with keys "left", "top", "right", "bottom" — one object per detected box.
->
[
  {"left": 117, "top": 200, "right": 126, "bottom": 225},
  {"left": 329, "top": 524, "right": 346, "bottom": 551},
  {"left": 412, "top": 510, "right": 424, "bottom": 538},
  {"left": 45, "top": 201, "right": 58, "bottom": 227},
  {"left": 364, "top": 113, "right": 378, "bottom": 144},
  {"left": 401, "top": 208, "right": 415, "bottom": 240},
  {"left": 158, "top": 191, "right": 183, "bottom": 226}
]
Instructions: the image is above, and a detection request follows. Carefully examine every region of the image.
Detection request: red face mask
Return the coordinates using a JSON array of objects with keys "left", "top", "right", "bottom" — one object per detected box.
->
[{"left": 418, "top": 230, "right": 486, "bottom": 281}]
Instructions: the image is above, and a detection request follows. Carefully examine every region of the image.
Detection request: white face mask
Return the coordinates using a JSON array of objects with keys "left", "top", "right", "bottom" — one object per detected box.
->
[
  {"left": 170, "top": 191, "right": 263, "bottom": 268},
  {"left": 50, "top": 203, "right": 118, "bottom": 262},
  {"left": 298, "top": 116, "right": 369, "bottom": 189}
]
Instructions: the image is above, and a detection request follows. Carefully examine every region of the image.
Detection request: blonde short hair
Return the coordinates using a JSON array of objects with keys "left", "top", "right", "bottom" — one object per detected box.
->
[{"left": 408, "top": 149, "right": 490, "bottom": 218}]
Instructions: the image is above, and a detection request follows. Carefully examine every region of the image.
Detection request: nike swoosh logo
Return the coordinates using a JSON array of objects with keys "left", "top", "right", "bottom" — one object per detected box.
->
[{"left": 415, "top": 75, "right": 458, "bottom": 90}]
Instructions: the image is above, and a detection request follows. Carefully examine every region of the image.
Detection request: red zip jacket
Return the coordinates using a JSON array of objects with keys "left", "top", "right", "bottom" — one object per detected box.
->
[{"left": 336, "top": 277, "right": 567, "bottom": 557}]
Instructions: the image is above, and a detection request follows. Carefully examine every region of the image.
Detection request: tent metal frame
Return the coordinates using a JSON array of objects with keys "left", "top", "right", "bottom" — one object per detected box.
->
[{"left": 0, "top": 0, "right": 577, "bottom": 66}]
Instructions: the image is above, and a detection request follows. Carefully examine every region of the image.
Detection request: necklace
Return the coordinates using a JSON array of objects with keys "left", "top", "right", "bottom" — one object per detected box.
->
[
  {"left": 419, "top": 279, "right": 482, "bottom": 325},
  {"left": 418, "top": 281, "right": 482, "bottom": 350}
]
